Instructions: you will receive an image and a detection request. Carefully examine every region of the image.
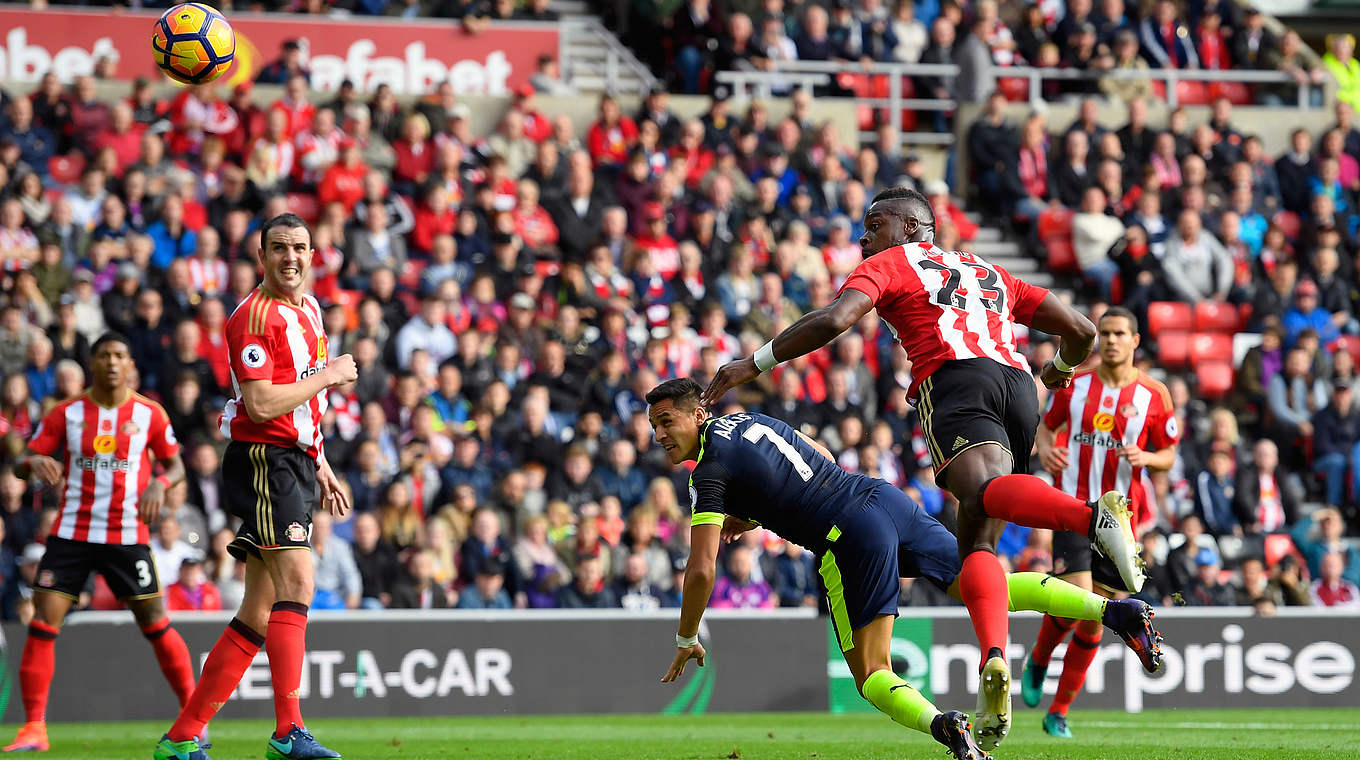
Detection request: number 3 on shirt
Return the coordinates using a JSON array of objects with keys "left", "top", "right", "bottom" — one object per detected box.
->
[
  {"left": 743, "top": 423, "right": 814, "bottom": 481},
  {"left": 918, "top": 259, "right": 1006, "bottom": 314}
]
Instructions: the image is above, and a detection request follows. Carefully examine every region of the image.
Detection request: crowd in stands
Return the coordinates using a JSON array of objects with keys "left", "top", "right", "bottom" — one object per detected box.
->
[{"left": 0, "top": 0, "right": 1357, "bottom": 619}]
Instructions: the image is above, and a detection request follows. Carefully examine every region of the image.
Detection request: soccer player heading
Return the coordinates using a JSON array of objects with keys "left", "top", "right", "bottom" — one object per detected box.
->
[
  {"left": 702, "top": 186, "right": 1147, "bottom": 750},
  {"left": 648, "top": 380, "right": 1163, "bottom": 760},
  {"left": 5, "top": 333, "right": 196, "bottom": 754},
  {"left": 155, "top": 213, "right": 356, "bottom": 760}
]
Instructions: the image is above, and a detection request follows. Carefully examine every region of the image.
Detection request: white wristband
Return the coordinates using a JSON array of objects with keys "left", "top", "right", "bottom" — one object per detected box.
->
[
  {"left": 1053, "top": 353, "right": 1077, "bottom": 374},
  {"left": 676, "top": 633, "right": 699, "bottom": 648},
  {"left": 754, "top": 341, "right": 778, "bottom": 373}
]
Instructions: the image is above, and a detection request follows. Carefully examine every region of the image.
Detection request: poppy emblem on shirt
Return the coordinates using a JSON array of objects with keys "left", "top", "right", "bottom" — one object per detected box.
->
[
  {"left": 93, "top": 435, "right": 117, "bottom": 454},
  {"left": 1093, "top": 413, "right": 1115, "bottom": 432},
  {"left": 100, "top": 419, "right": 113, "bottom": 433},
  {"left": 241, "top": 344, "right": 267, "bottom": 369}
]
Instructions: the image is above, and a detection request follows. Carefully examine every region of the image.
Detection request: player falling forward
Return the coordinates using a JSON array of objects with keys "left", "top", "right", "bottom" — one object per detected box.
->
[
  {"left": 4, "top": 333, "right": 196, "bottom": 754},
  {"left": 703, "top": 186, "right": 1148, "bottom": 749},
  {"left": 154, "top": 214, "right": 356, "bottom": 760},
  {"left": 649, "top": 380, "right": 1163, "bottom": 760},
  {"left": 1023, "top": 307, "right": 1176, "bottom": 738}
]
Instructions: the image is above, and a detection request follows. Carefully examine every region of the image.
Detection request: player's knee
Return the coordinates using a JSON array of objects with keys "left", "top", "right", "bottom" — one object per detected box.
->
[
  {"left": 129, "top": 599, "right": 167, "bottom": 629},
  {"left": 1076, "top": 618, "right": 1104, "bottom": 638}
]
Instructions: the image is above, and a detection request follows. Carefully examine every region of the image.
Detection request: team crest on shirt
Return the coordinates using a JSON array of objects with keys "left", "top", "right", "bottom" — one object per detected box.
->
[
  {"left": 92, "top": 435, "right": 117, "bottom": 454},
  {"left": 1119, "top": 403, "right": 1139, "bottom": 419},
  {"left": 1092, "top": 413, "right": 1115, "bottom": 433},
  {"left": 37, "top": 570, "right": 54, "bottom": 588},
  {"left": 242, "top": 344, "right": 267, "bottom": 369},
  {"left": 285, "top": 522, "right": 308, "bottom": 542},
  {"left": 121, "top": 420, "right": 141, "bottom": 437}
]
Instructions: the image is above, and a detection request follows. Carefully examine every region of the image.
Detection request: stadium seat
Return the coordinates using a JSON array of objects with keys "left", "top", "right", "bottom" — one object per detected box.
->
[
  {"left": 1209, "top": 81, "right": 1253, "bottom": 105},
  {"left": 1194, "top": 360, "right": 1234, "bottom": 401},
  {"left": 397, "top": 259, "right": 428, "bottom": 291},
  {"left": 1037, "top": 207, "right": 1074, "bottom": 240},
  {"left": 48, "top": 153, "right": 85, "bottom": 185},
  {"left": 1273, "top": 210, "right": 1301, "bottom": 240},
  {"left": 999, "top": 77, "right": 1028, "bottom": 102},
  {"left": 1189, "top": 332, "right": 1234, "bottom": 365},
  {"left": 1194, "top": 301, "right": 1242, "bottom": 333},
  {"left": 1264, "top": 533, "right": 1301, "bottom": 568},
  {"left": 1147, "top": 301, "right": 1192, "bottom": 337},
  {"left": 857, "top": 104, "right": 876, "bottom": 131},
  {"left": 286, "top": 193, "right": 321, "bottom": 224},
  {"left": 1336, "top": 334, "right": 1360, "bottom": 365},
  {"left": 1157, "top": 330, "right": 1190, "bottom": 369},
  {"left": 1044, "top": 234, "right": 1077, "bottom": 273},
  {"left": 1176, "top": 80, "right": 1211, "bottom": 105}
]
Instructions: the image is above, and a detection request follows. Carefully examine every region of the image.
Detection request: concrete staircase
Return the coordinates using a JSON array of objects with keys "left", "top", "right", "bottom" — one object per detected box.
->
[
  {"left": 965, "top": 217, "right": 1056, "bottom": 290},
  {"left": 558, "top": 16, "right": 660, "bottom": 96}
]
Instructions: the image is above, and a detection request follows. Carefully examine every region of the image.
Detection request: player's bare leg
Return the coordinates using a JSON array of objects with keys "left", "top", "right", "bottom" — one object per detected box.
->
[
  {"left": 845, "top": 615, "right": 988, "bottom": 760},
  {"left": 127, "top": 597, "right": 196, "bottom": 714},
  {"left": 257, "top": 547, "right": 338, "bottom": 760},
  {"left": 4, "top": 592, "right": 73, "bottom": 752},
  {"left": 157, "top": 555, "right": 275, "bottom": 760}
]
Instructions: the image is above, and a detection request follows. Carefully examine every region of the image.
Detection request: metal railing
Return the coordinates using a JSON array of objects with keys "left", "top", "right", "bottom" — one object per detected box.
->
[
  {"left": 1002, "top": 65, "right": 1323, "bottom": 109},
  {"left": 559, "top": 17, "right": 661, "bottom": 95}
]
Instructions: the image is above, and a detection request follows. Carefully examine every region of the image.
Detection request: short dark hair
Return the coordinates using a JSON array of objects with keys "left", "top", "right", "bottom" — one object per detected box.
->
[
  {"left": 871, "top": 185, "right": 934, "bottom": 228},
  {"left": 91, "top": 331, "right": 131, "bottom": 356},
  {"left": 1099, "top": 306, "right": 1140, "bottom": 335},
  {"left": 645, "top": 378, "right": 704, "bottom": 410},
  {"left": 259, "top": 213, "right": 311, "bottom": 249}
]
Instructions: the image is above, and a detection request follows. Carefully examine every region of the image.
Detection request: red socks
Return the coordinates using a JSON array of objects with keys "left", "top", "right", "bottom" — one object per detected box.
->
[
  {"left": 1031, "top": 614, "right": 1076, "bottom": 668},
  {"left": 265, "top": 602, "right": 309, "bottom": 738},
  {"left": 958, "top": 551, "right": 1009, "bottom": 669},
  {"left": 142, "top": 618, "right": 195, "bottom": 708},
  {"left": 1050, "top": 621, "right": 1103, "bottom": 716},
  {"left": 980, "top": 474, "right": 1093, "bottom": 534},
  {"left": 19, "top": 621, "right": 58, "bottom": 723},
  {"left": 169, "top": 618, "right": 264, "bottom": 742}
]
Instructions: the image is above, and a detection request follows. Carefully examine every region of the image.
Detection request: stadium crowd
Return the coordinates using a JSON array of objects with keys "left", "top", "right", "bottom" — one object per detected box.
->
[{"left": 0, "top": 0, "right": 1356, "bottom": 619}]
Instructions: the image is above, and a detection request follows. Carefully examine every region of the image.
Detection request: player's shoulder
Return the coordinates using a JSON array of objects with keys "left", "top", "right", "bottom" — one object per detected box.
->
[
  {"left": 1136, "top": 370, "right": 1174, "bottom": 408},
  {"left": 42, "top": 394, "right": 85, "bottom": 420},
  {"left": 129, "top": 392, "right": 172, "bottom": 420}
]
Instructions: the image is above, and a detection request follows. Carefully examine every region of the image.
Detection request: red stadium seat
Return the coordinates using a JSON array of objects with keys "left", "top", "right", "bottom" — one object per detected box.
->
[
  {"left": 1273, "top": 210, "right": 1301, "bottom": 241},
  {"left": 999, "top": 77, "right": 1029, "bottom": 102},
  {"left": 1336, "top": 335, "right": 1360, "bottom": 365},
  {"left": 48, "top": 153, "right": 85, "bottom": 185},
  {"left": 397, "top": 259, "right": 428, "bottom": 291},
  {"left": 1157, "top": 330, "right": 1190, "bottom": 369},
  {"left": 1194, "top": 301, "right": 1242, "bottom": 333},
  {"left": 1264, "top": 534, "right": 1301, "bottom": 568},
  {"left": 1209, "top": 81, "right": 1252, "bottom": 105},
  {"left": 1044, "top": 235, "right": 1078, "bottom": 273},
  {"left": 857, "top": 104, "right": 876, "bottom": 131},
  {"left": 1037, "top": 207, "right": 1074, "bottom": 240},
  {"left": 1195, "top": 360, "right": 1235, "bottom": 401},
  {"left": 1189, "top": 332, "right": 1234, "bottom": 365},
  {"left": 286, "top": 193, "right": 321, "bottom": 224},
  {"left": 1147, "top": 301, "right": 1192, "bottom": 337},
  {"left": 1176, "top": 81, "right": 1211, "bottom": 105}
]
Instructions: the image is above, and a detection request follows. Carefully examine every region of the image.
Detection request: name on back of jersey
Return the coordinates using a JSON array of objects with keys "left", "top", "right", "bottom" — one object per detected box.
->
[{"left": 708, "top": 413, "right": 750, "bottom": 440}]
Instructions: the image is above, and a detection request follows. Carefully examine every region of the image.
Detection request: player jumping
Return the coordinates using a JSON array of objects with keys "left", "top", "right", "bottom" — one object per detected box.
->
[
  {"left": 649, "top": 380, "right": 1163, "bottom": 760},
  {"left": 154, "top": 214, "right": 356, "bottom": 760},
  {"left": 702, "top": 186, "right": 1147, "bottom": 749},
  {"left": 4, "top": 333, "right": 195, "bottom": 754},
  {"left": 1022, "top": 307, "right": 1176, "bottom": 738}
]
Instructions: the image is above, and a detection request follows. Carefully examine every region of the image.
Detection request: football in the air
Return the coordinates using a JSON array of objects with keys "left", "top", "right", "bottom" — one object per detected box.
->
[{"left": 151, "top": 3, "right": 235, "bottom": 85}]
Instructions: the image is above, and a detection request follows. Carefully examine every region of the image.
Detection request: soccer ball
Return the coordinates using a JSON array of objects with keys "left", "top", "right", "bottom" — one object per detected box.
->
[{"left": 151, "top": 3, "right": 235, "bottom": 85}]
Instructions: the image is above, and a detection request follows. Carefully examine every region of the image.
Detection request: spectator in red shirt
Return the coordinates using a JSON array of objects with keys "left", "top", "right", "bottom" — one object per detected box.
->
[
  {"left": 1310, "top": 552, "right": 1360, "bottom": 607},
  {"left": 224, "top": 82, "right": 265, "bottom": 162},
  {"left": 269, "top": 72, "right": 315, "bottom": 138},
  {"left": 1195, "top": 9, "right": 1230, "bottom": 70},
  {"left": 513, "top": 179, "right": 559, "bottom": 255},
  {"left": 166, "top": 557, "right": 223, "bottom": 611},
  {"left": 92, "top": 103, "right": 143, "bottom": 177},
  {"left": 412, "top": 184, "right": 457, "bottom": 255},
  {"left": 512, "top": 84, "right": 553, "bottom": 143},
  {"left": 586, "top": 94, "right": 638, "bottom": 169},
  {"left": 670, "top": 119, "right": 714, "bottom": 190},
  {"left": 629, "top": 202, "right": 681, "bottom": 279},
  {"left": 318, "top": 139, "right": 367, "bottom": 212},
  {"left": 393, "top": 113, "right": 436, "bottom": 197}
]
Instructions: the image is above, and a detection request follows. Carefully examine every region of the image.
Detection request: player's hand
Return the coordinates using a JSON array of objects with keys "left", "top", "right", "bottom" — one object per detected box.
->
[
  {"left": 26, "top": 455, "right": 62, "bottom": 486},
  {"left": 1040, "top": 360, "right": 1074, "bottom": 390},
  {"left": 720, "top": 516, "right": 758, "bottom": 544},
  {"left": 701, "top": 357, "right": 760, "bottom": 407},
  {"left": 661, "top": 642, "right": 706, "bottom": 683},
  {"left": 1119, "top": 445, "right": 1149, "bottom": 467},
  {"left": 318, "top": 464, "right": 351, "bottom": 517},
  {"left": 1041, "top": 445, "right": 1068, "bottom": 476},
  {"left": 324, "top": 354, "right": 358, "bottom": 387},
  {"left": 138, "top": 479, "right": 166, "bottom": 525}
]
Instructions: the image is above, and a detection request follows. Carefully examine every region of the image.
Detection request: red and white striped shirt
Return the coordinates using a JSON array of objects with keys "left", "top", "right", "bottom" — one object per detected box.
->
[
  {"left": 186, "top": 256, "right": 228, "bottom": 296},
  {"left": 220, "top": 287, "right": 330, "bottom": 462},
  {"left": 1044, "top": 370, "right": 1179, "bottom": 530},
  {"left": 839, "top": 242, "right": 1048, "bottom": 400},
  {"left": 29, "top": 393, "right": 179, "bottom": 545}
]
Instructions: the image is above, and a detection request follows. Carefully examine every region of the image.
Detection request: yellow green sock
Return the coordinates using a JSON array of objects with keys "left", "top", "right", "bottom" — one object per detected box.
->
[
  {"left": 1006, "top": 572, "right": 1105, "bottom": 620},
  {"left": 861, "top": 669, "right": 940, "bottom": 735}
]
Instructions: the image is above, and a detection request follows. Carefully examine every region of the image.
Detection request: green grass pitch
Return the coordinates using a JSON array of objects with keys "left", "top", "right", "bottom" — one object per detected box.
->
[{"left": 23, "top": 709, "right": 1350, "bottom": 759}]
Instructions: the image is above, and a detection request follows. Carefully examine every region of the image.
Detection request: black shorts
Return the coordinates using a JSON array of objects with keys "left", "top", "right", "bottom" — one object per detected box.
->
[
  {"left": 1051, "top": 530, "right": 1091, "bottom": 576},
  {"left": 916, "top": 358, "right": 1039, "bottom": 477},
  {"left": 222, "top": 441, "right": 317, "bottom": 562},
  {"left": 35, "top": 535, "right": 161, "bottom": 601}
]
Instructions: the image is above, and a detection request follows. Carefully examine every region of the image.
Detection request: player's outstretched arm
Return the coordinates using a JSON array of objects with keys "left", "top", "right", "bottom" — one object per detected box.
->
[
  {"left": 701, "top": 290, "right": 874, "bottom": 406},
  {"left": 662, "top": 522, "right": 721, "bottom": 683},
  {"left": 1028, "top": 293, "right": 1097, "bottom": 390},
  {"left": 239, "top": 353, "right": 358, "bottom": 423}
]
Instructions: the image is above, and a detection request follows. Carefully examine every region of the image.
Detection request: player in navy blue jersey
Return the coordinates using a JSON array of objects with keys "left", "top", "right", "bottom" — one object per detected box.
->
[{"left": 649, "top": 379, "right": 1161, "bottom": 760}]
